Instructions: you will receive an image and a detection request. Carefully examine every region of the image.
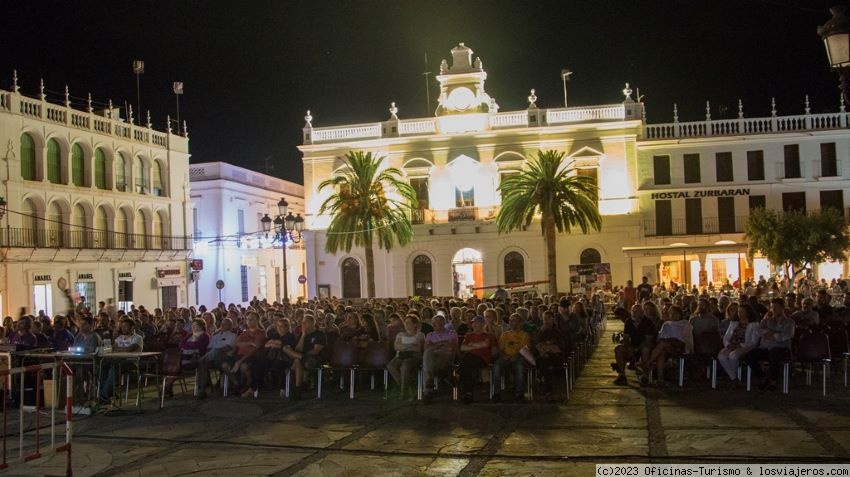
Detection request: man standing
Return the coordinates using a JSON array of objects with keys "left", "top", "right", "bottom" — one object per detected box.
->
[
  {"left": 622, "top": 280, "right": 637, "bottom": 311},
  {"left": 636, "top": 276, "right": 653, "bottom": 303}
]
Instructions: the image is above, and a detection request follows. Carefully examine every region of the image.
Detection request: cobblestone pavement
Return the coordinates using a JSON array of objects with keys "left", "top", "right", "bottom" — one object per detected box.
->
[{"left": 6, "top": 319, "right": 850, "bottom": 476}]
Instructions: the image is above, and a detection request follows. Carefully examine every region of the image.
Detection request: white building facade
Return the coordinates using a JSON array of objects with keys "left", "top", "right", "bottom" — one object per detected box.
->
[
  {"left": 299, "top": 43, "right": 850, "bottom": 299},
  {"left": 189, "top": 162, "right": 306, "bottom": 306},
  {"left": 0, "top": 75, "right": 193, "bottom": 316}
]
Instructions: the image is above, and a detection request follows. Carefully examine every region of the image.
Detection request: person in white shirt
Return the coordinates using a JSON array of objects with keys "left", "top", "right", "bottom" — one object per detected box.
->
[
  {"left": 717, "top": 304, "right": 761, "bottom": 383},
  {"left": 643, "top": 305, "right": 693, "bottom": 387},
  {"left": 196, "top": 318, "right": 237, "bottom": 399},
  {"left": 98, "top": 318, "right": 143, "bottom": 403}
]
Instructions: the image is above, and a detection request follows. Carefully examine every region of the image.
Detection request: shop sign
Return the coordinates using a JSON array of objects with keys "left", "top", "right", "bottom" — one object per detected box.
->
[
  {"left": 77, "top": 273, "right": 95, "bottom": 281},
  {"left": 650, "top": 188, "right": 750, "bottom": 200},
  {"left": 156, "top": 268, "right": 182, "bottom": 278},
  {"left": 118, "top": 272, "right": 133, "bottom": 280},
  {"left": 33, "top": 274, "right": 52, "bottom": 283}
]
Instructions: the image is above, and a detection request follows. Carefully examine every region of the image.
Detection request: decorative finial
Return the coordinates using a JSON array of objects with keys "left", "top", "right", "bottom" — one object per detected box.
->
[
  {"left": 128, "top": 104, "right": 134, "bottom": 124},
  {"left": 64, "top": 85, "right": 70, "bottom": 107},
  {"left": 804, "top": 95, "right": 810, "bottom": 115},
  {"left": 771, "top": 97, "right": 777, "bottom": 117},
  {"left": 490, "top": 98, "right": 499, "bottom": 113},
  {"left": 183, "top": 120, "right": 188, "bottom": 138},
  {"left": 622, "top": 83, "right": 633, "bottom": 100},
  {"left": 840, "top": 93, "right": 846, "bottom": 113},
  {"left": 39, "top": 78, "right": 45, "bottom": 100},
  {"left": 304, "top": 110, "right": 313, "bottom": 128},
  {"left": 12, "top": 70, "right": 18, "bottom": 92},
  {"left": 673, "top": 103, "right": 679, "bottom": 122},
  {"left": 389, "top": 102, "right": 398, "bottom": 118},
  {"left": 705, "top": 101, "right": 711, "bottom": 121},
  {"left": 440, "top": 59, "right": 448, "bottom": 74},
  {"left": 166, "top": 114, "right": 172, "bottom": 133},
  {"left": 737, "top": 99, "right": 743, "bottom": 118},
  {"left": 107, "top": 99, "right": 113, "bottom": 118},
  {"left": 87, "top": 93, "right": 93, "bottom": 112},
  {"left": 474, "top": 56, "right": 482, "bottom": 69},
  {"left": 146, "top": 110, "right": 152, "bottom": 128},
  {"left": 527, "top": 88, "right": 537, "bottom": 108}
]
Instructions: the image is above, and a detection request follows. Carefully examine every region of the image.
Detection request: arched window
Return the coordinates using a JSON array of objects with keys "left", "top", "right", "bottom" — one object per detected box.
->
[
  {"left": 134, "top": 209, "right": 146, "bottom": 249},
  {"left": 47, "top": 139, "right": 62, "bottom": 184},
  {"left": 580, "top": 248, "right": 602, "bottom": 264},
  {"left": 47, "top": 202, "right": 64, "bottom": 247},
  {"left": 115, "top": 208, "right": 128, "bottom": 248},
  {"left": 412, "top": 255, "right": 433, "bottom": 297},
  {"left": 94, "top": 148, "right": 107, "bottom": 189},
  {"left": 94, "top": 206, "right": 108, "bottom": 248},
  {"left": 504, "top": 251, "right": 525, "bottom": 285},
  {"left": 341, "top": 258, "right": 361, "bottom": 299},
  {"left": 71, "top": 144, "right": 85, "bottom": 187},
  {"left": 20, "top": 133, "right": 36, "bottom": 181},
  {"left": 115, "top": 153, "right": 127, "bottom": 192},
  {"left": 151, "top": 161, "right": 163, "bottom": 196},
  {"left": 21, "top": 199, "right": 39, "bottom": 247},
  {"left": 133, "top": 157, "right": 146, "bottom": 193},
  {"left": 152, "top": 212, "right": 163, "bottom": 249},
  {"left": 72, "top": 203, "right": 88, "bottom": 247}
]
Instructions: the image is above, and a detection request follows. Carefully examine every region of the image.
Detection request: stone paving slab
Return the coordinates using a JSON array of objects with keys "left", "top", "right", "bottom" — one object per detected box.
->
[
  {"left": 659, "top": 406, "right": 799, "bottom": 429},
  {"left": 499, "top": 428, "right": 648, "bottom": 457},
  {"left": 519, "top": 404, "right": 647, "bottom": 428},
  {"left": 111, "top": 447, "right": 312, "bottom": 477},
  {"left": 477, "top": 460, "right": 596, "bottom": 476},
  {"left": 664, "top": 429, "right": 830, "bottom": 457},
  {"left": 291, "top": 453, "right": 468, "bottom": 477}
]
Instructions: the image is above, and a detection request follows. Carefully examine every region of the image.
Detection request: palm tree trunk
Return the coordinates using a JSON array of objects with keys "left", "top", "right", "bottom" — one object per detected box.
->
[
  {"left": 365, "top": 239, "right": 376, "bottom": 298},
  {"left": 543, "top": 215, "right": 558, "bottom": 297}
]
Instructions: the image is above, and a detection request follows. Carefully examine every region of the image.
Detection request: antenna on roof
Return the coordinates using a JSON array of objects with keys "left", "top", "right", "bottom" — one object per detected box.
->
[{"left": 423, "top": 52, "right": 431, "bottom": 115}]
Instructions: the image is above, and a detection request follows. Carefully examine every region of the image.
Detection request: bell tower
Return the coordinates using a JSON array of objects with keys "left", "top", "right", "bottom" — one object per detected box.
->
[{"left": 435, "top": 43, "right": 495, "bottom": 133}]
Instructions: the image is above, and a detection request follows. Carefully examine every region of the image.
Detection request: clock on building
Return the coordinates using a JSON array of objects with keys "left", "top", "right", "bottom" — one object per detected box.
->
[{"left": 447, "top": 87, "right": 475, "bottom": 111}]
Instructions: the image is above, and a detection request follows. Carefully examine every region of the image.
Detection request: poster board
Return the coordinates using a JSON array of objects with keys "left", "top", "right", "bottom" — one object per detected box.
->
[{"left": 569, "top": 263, "right": 612, "bottom": 294}]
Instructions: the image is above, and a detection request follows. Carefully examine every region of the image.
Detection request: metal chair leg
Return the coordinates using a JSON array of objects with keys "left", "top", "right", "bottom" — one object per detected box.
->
[
  {"left": 349, "top": 368, "right": 355, "bottom": 399},
  {"left": 317, "top": 368, "right": 323, "bottom": 399},
  {"left": 678, "top": 357, "right": 685, "bottom": 387}
]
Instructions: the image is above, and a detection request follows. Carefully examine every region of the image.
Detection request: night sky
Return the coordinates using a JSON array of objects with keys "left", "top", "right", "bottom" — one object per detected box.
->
[{"left": 3, "top": 1, "right": 843, "bottom": 184}]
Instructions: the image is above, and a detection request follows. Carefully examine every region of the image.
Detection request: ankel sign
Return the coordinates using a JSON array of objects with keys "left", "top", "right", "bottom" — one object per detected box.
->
[{"left": 650, "top": 188, "right": 750, "bottom": 200}]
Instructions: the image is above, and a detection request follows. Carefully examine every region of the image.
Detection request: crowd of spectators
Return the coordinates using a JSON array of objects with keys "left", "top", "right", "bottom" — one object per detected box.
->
[{"left": 612, "top": 275, "right": 850, "bottom": 390}]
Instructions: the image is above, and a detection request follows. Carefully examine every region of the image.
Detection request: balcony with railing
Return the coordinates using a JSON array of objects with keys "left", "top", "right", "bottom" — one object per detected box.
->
[
  {"left": 0, "top": 228, "right": 191, "bottom": 250},
  {"left": 642, "top": 216, "right": 748, "bottom": 237}
]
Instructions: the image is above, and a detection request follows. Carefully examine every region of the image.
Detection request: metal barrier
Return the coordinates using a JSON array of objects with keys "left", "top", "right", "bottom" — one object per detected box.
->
[{"left": 0, "top": 361, "right": 73, "bottom": 476}]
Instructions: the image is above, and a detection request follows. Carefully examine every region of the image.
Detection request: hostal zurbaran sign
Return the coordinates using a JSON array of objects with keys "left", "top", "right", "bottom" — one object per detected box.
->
[{"left": 650, "top": 188, "right": 750, "bottom": 200}]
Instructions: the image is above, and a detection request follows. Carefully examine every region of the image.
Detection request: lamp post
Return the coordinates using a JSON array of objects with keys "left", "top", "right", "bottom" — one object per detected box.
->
[
  {"left": 261, "top": 197, "right": 304, "bottom": 302},
  {"left": 818, "top": 5, "right": 850, "bottom": 105},
  {"left": 560, "top": 69, "right": 572, "bottom": 108}
]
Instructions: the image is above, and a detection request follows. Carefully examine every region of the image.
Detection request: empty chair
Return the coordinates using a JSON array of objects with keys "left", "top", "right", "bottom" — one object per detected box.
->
[
  {"left": 794, "top": 331, "right": 832, "bottom": 396},
  {"left": 317, "top": 340, "right": 358, "bottom": 399},
  {"left": 357, "top": 341, "right": 391, "bottom": 398}
]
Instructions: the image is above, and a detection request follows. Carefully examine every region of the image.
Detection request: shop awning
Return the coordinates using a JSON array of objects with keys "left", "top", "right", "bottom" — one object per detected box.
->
[{"left": 622, "top": 242, "right": 748, "bottom": 258}]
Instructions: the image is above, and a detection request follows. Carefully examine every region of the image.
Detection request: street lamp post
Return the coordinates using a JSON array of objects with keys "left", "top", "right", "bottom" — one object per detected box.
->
[
  {"left": 818, "top": 5, "right": 850, "bottom": 105},
  {"left": 261, "top": 197, "right": 304, "bottom": 303}
]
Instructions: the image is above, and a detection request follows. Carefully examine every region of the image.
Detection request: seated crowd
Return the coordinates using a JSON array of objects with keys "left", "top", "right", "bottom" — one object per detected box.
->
[
  {"left": 1, "top": 291, "right": 606, "bottom": 405},
  {"left": 612, "top": 275, "right": 850, "bottom": 390}
]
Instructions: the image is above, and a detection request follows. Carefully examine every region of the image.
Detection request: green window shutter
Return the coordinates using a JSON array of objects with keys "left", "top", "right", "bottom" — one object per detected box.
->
[
  {"left": 20, "top": 133, "right": 36, "bottom": 181},
  {"left": 94, "top": 149, "right": 106, "bottom": 189},
  {"left": 72, "top": 144, "right": 84, "bottom": 186},
  {"left": 115, "top": 155, "right": 126, "bottom": 191},
  {"left": 47, "top": 139, "right": 61, "bottom": 183}
]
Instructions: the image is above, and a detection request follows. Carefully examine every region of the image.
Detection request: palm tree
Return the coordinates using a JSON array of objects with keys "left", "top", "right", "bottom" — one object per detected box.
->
[
  {"left": 496, "top": 150, "right": 602, "bottom": 297},
  {"left": 318, "top": 151, "right": 417, "bottom": 298}
]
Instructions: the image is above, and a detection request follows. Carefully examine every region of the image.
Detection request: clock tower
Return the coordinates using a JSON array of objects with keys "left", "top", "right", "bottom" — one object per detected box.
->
[{"left": 435, "top": 43, "right": 495, "bottom": 133}]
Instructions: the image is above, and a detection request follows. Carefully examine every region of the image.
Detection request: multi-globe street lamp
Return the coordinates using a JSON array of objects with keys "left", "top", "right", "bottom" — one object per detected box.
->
[
  {"left": 261, "top": 197, "right": 304, "bottom": 302},
  {"left": 818, "top": 5, "right": 850, "bottom": 105}
]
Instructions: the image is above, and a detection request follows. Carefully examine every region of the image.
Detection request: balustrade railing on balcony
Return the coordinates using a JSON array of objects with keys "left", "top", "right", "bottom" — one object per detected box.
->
[
  {"left": 644, "top": 111, "right": 849, "bottom": 140},
  {"left": 448, "top": 207, "right": 478, "bottom": 222},
  {"left": 410, "top": 208, "right": 426, "bottom": 225},
  {"left": 642, "top": 216, "right": 747, "bottom": 237},
  {"left": 0, "top": 228, "right": 189, "bottom": 250}
]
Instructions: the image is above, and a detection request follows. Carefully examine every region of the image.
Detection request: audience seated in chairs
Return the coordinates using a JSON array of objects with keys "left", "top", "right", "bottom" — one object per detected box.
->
[
  {"left": 642, "top": 305, "right": 693, "bottom": 387},
  {"left": 613, "top": 304, "right": 657, "bottom": 386},
  {"left": 195, "top": 318, "right": 237, "bottom": 399},
  {"left": 457, "top": 316, "right": 493, "bottom": 404},
  {"left": 717, "top": 304, "right": 760, "bottom": 386},
  {"left": 164, "top": 319, "right": 209, "bottom": 398},
  {"left": 492, "top": 313, "right": 530, "bottom": 403},
  {"left": 422, "top": 314, "right": 457, "bottom": 399},
  {"left": 743, "top": 297, "right": 795, "bottom": 391},
  {"left": 251, "top": 316, "right": 297, "bottom": 396},
  {"left": 387, "top": 315, "right": 424, "bottom": 400},
  {"left": 284, "top": 315, "right": 327, "bottom": 399},
  {"left": 222, "top": 312, "right": 266, "bottom": 397},
  {"left": 534, "top": 310, "right": 565, "bottom": 398}
]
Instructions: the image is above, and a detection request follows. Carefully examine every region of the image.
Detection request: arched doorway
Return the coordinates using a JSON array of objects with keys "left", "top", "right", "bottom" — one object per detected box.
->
[
  {"left": 341, "top": 257, "right": 361, "bottom": 299},
  {"left": 452, "top": 248, "right": 483, "bottom": 298},
  {"left": 412, "top": 254, "right": 433, "bottom": 297}
]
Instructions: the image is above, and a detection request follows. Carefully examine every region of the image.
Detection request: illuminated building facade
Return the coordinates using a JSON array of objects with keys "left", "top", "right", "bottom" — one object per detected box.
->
[
  {"left": 189, "top": 162, "right": 306, "bottom": 306},
  {"left": 0, "top": 75, "right": 192, "bottom": 315},
  {"left": 299, "top": 43, "right": 849, "bottom": 298}
]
